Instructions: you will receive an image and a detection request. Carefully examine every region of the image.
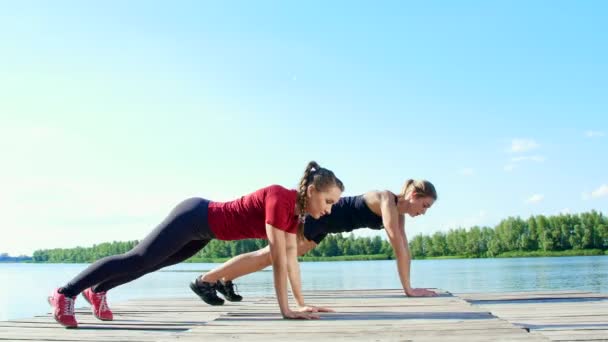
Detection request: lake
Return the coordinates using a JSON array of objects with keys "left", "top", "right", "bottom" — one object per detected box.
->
[{"left": 1, "top": 256, "right": 607, "bottom": 321}]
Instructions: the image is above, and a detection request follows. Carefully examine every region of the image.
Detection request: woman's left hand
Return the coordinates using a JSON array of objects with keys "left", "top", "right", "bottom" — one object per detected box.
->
[{"left": 297, "top": 305, "right": 335, "bottom": 313}]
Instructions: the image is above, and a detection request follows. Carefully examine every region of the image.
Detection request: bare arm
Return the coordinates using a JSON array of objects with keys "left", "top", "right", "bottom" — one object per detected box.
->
[
  {"left": 379, "top": 192, "right": 412, "bottom": 292},
  {"left": 286, "top": 239, "right": 335, "bottom": 312},
  {"left": 379, "top": 192, "right": 436, "bottom": 297},
  {"left": 286, "top": 235, "right": 305, "bottom": 306},
  {"left": 266, "top": 224, "right": 318, "bottom": 319}
]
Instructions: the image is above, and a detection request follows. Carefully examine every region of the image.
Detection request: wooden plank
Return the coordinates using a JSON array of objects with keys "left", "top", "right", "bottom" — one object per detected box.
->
[
  {"left": 170, "top": 331, "right": 549, "bottom": 342},
  {"left": 8, "top": 289, "right": 608, "bottom": 341},
  {"left": 458, "top": 291, "right": 608, "bottom": 302}
]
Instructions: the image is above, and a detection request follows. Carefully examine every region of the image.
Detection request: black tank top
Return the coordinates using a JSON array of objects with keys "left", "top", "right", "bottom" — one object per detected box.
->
[{"left": 308, "top": 194, "right": 391, "bottom": 233}]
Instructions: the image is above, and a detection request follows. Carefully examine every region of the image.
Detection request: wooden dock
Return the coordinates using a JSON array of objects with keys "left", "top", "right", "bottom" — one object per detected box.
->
[{"left": 1, "top": 289, "right": 606, "bottom": 341}]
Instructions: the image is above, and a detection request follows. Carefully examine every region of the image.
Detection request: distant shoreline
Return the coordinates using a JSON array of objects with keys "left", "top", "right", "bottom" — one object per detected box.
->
[{"left": 4, "top": 249, "right": 605, "bottom": 264}]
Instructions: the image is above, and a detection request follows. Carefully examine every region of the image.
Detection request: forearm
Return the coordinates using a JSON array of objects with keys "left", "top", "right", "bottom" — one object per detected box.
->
[
  {"left": 393, "top": 243, "right": 412, "bottom": 291},
  {"left": 380, "top": 195, "right": 412, "bottom": 292},
  {"left": 287, "top": 255, "right": 305, "bottom": 306},
  {"left": 266, "top": 224, "right": 292, "bottom": 316},
  {"left": 270, "top": 250, "right": 291, "bottom": 314}
]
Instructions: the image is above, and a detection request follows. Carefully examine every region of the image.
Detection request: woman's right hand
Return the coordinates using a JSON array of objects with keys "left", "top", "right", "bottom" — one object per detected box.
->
[
  {"left": 282, "top": 310, "right": 320, "bottom": 320},
  {"left": 405, "top": 288, "right": 438, "bottom": 297}
]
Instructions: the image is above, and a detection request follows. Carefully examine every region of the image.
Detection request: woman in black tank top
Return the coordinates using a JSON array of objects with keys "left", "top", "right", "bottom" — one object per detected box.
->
[{"left": 191, "top": 180, "right": 438, "bottom": 311}]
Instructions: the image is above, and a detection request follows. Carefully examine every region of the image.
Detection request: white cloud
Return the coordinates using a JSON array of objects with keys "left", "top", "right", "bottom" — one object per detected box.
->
[
  {"left": 508, "top": 139, "right": 539, "bottom": 153},
  {"left": 591, "top": 184, "right": 608, "bottom": 198},
  {"left": 460, "top": 168, "right": 474, "bottom": 176},
  {"left": 560, "top": 208, "right": 571, "bottom": 214},
  {"left": 582, "top": 184, "right": 608, "bottom": 200},
  {"left": 525, "top": 194, "right": 544, "bottom": 204},
  {"left": 504, "top": 140, "right": 543, "bottom": 171},
  {"left": 585, "top": 130, "right": 605, "bottom": 138},
  {"left": 511, "top": 155, "right": 546, "bottom": 163}
]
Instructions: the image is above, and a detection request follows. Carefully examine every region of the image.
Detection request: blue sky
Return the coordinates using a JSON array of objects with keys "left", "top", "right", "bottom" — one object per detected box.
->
[{"left": 1, "top": 1, "right": 606, "bottom": 256}]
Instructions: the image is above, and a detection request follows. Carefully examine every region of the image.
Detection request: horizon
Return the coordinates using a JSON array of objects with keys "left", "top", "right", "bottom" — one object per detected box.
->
[{"left": 2, "top": 208, "right": 606, "bottom": 258}]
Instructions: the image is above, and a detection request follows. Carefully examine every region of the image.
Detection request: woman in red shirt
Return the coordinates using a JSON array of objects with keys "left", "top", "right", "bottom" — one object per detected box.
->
[{"left": 48, "top": 161, "right": 344, "bottom": 328}]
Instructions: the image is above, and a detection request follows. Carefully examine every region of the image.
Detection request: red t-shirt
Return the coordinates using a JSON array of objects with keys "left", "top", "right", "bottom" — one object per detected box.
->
[{"left": 207, "top": 185, "right": 299, "bottom": 240}]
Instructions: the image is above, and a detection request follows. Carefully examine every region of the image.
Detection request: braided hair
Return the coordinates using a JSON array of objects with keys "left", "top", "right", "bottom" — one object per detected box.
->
[{"left": 296, "top": 161, "right": 344, "bottom": 239}]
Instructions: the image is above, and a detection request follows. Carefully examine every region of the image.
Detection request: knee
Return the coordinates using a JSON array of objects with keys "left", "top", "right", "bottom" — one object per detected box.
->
[{"left": 253, "top": 248, "right": 273, "bottom": 266}]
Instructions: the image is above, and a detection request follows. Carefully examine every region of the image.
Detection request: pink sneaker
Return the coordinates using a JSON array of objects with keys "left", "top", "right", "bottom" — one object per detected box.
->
[
  {"left": 82, "top": 288, "right": 113, "bottom": 321},
  {"left": 47, "top": 288, "right": 78, "bottom": 328}
]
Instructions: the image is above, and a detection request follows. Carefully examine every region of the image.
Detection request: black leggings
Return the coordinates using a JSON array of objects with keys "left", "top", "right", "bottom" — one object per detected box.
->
[{"left": 60, "top": 197, "right": 214, "bottom": 297}]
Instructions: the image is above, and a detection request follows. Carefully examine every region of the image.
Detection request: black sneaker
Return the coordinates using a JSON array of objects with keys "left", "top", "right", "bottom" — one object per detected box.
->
[
  {"left": 189, "top": 279, "right": 224, "bottom": 306},
  {"left": 216, "top": 280, "right": 243, "bottom": 302}
]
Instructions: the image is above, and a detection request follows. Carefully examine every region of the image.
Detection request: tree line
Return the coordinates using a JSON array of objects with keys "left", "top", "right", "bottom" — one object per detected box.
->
[
  {"left": 28, "top": 210, "right": 607, "bottom": 263},
  {"left": 410, "top": 210, "right": 607, "bottom": 258},
  {"left": 0, "top": 253, "right": 32, "bottom": 262}
]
